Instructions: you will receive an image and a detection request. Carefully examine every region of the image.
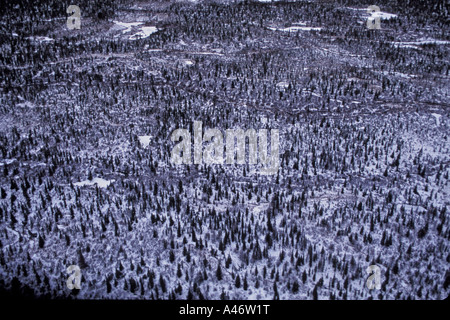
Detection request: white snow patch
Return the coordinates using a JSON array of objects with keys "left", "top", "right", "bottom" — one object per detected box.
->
[
  {"left": 113, "top": 21, "right": 144, "bottom": 34},
  {"left": 129, "top": 26, "right": 158, "bottom": 40},
  {"left": 381, "top": 70, "right": 416, "bottom": 79},
  {"left": 190, "top": 51, "right": 224, "bottom": 56},
  {"left": 252, "top": 203, "right": 269, "bottom": 215},
  {"left": 347, "top": 7, "right": 367, "bottom": 11},
  {"left": 276, "top": 81, "right": 289, "bottom": 88},
  {"left": 17, "top": 101, "right": 36, "bottom": 108},
  {"left": 0, "top": 159, "right": 16, "bottom": 166},
  {"left": 138, "top": 135, "right": 152, "bottom": 148},
  {"left": 393, "top": 44, "right": 421, "bottom": 49},
  {"left": 112, "top": 21, "right": 158, "bottom": 40},
  {"left": 268, "top": 26, "right": 322, "bottom": 32},
  {"left": 392, "top": 39, "right": 450, "bottom": 47},
  {"left": 27, "top": 36, "right": 54, "bottom": 42},
  {"left": 74, "top": 178, "right": 115, "bottom": 188},
  {"left": 30, "top": 162, "right": 47, "bottom": 168}
]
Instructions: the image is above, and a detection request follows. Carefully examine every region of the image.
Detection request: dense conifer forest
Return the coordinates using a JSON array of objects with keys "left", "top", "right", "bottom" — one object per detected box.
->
[{"left": 0, "top": 0, "right": 448, "bottom": 299}]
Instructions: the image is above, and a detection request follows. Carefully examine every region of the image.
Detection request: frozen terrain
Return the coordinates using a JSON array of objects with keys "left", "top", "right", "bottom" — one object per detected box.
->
[{"left": 0, "top": 0, "right": 449, "bottom": 300}]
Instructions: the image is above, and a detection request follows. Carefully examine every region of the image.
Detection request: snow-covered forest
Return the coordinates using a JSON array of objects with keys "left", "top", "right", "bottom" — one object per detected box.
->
[{"left": 0, "top": 0, "right": 449, "bottom": 299}]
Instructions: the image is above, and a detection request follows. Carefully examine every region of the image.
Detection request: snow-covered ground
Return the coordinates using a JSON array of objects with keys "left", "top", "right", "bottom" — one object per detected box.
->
[{"left": 1, "top": 0, "right": 448, "bottom": 302}]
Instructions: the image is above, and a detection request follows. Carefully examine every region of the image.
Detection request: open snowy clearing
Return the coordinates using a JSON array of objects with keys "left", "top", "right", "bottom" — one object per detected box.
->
[
  {"left": 130, "top": 26, "right": 158, "bottom": 40},
  {"left": 113, "top": 21, "right": 158, "bottom": 40},
  {"left": 74, "top": 178, "right": 115, "bottom": 188},
  {"left": 268, "top": 26, "right": 322, "bottom": 32}
]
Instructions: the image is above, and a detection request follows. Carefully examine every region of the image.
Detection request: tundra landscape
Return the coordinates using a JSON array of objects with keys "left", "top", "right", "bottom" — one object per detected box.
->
[{"left": 0, "top": 0, "right": 449, "bottom": 300}]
